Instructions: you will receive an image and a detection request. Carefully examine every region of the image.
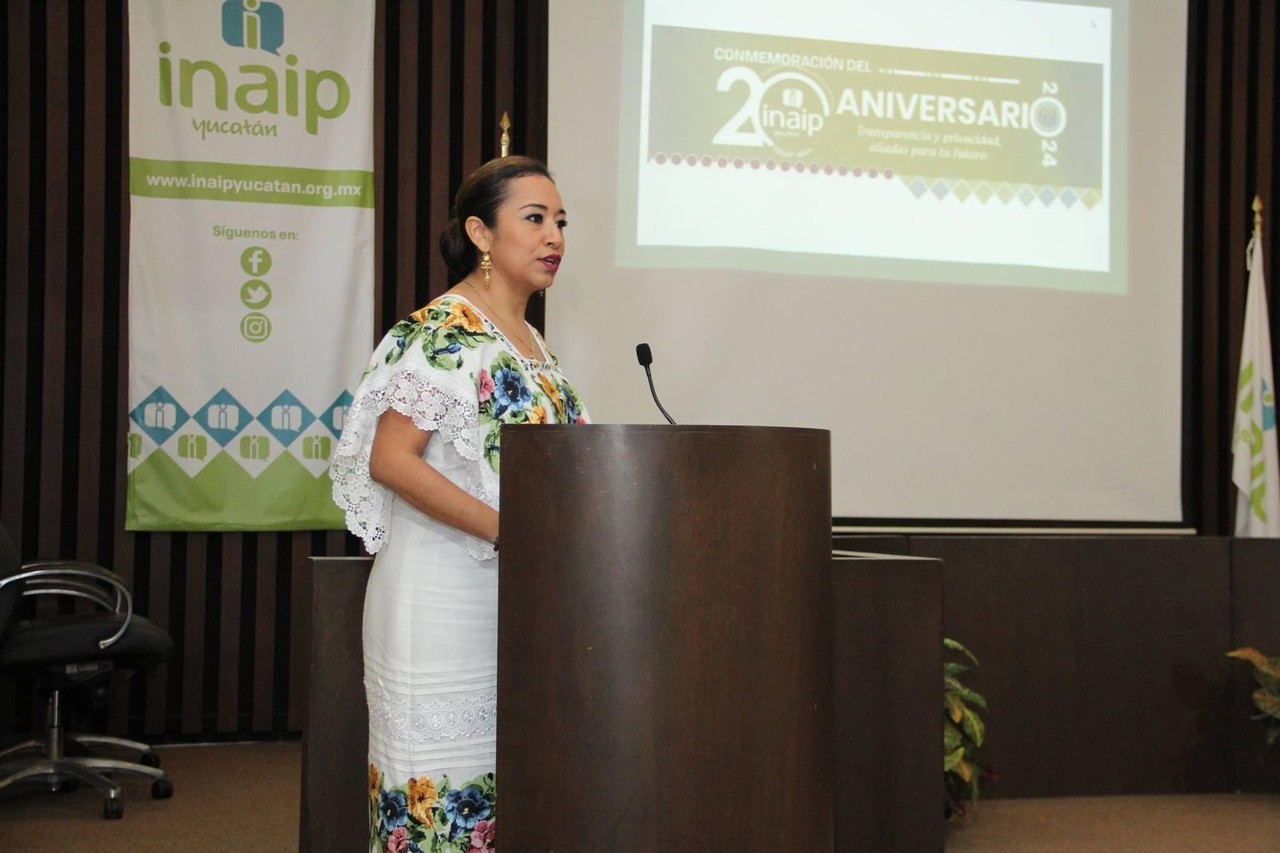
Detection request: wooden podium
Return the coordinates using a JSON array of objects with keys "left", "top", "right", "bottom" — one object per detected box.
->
[{"left": 497, "top": 424, "right": 833, "bottom": 851}]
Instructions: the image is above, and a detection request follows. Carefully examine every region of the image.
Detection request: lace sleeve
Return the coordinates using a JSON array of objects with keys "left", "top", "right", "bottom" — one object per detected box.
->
[{"left": 330, "top": 344, "right": 484, "bottom": 555}]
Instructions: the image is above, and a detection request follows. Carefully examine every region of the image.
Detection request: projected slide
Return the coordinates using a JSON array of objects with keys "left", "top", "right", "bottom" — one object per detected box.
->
[{"left": 619, "top": 0, "right": 1127, "bottom": 293}]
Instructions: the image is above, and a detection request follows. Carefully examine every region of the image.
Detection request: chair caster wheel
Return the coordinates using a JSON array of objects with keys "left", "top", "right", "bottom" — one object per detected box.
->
[
  {"left": 152, "top": 778, "right": 174, "bottom": 799},
  {"left": 140, "top": 752, "right": 162, "bottom": 768},
  {"left": 104, "top": 798, "right": 124, "bottom": 820}
]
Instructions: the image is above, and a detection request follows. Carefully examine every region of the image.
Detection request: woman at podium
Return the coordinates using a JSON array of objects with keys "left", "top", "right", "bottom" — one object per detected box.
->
[{"left": 331, "top": 155, "right": 590, "bottom": 851}]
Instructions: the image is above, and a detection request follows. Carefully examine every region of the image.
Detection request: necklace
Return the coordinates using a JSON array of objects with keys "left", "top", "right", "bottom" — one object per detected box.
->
[{"left": 463, "top": 280, "right": 537, "bottom": 357}]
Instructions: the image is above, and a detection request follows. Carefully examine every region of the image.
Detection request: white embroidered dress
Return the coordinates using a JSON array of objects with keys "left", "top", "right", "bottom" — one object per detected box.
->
[{"left": 331, "top": 295, "right": 589, "bottom": 851}]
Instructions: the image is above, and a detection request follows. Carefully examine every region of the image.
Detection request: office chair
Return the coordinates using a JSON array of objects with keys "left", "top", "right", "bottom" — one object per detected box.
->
[{"left": 0, "top": 524, "right": 175, "bottom": 819}]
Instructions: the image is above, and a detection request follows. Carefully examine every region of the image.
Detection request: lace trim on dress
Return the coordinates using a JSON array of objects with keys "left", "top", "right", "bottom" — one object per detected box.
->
[
  {"left": 366, "top": 681, "right": 497, "bottom": 744},
  {"left": 331, "top": 362, "right": 496, "bottom": 557}
]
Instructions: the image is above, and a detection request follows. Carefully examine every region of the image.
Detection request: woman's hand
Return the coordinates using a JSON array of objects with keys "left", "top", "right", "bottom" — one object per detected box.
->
[{"left": 370, "top": 409, "right": 500, "bottom": 543}]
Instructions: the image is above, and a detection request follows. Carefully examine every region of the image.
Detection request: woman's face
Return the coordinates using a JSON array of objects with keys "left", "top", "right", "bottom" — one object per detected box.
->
[{"left": 476, "top": 175, "right": 566, "bottom": 294}]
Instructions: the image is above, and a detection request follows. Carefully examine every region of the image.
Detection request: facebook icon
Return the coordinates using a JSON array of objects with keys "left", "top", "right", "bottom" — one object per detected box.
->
[
  {"left": 222, "top": 0, "right": 285, "bottom": 55},
  {"left": 240, "top": 245, "right": 273, "bottom": 277}
]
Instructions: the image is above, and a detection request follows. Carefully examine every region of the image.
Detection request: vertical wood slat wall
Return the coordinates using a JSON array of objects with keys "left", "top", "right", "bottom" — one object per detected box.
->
[
  {"left": 1, "top": 0, "right": 548, "bottom": 741},
  {"left": 1, "top": 0, "right": 1278, "bottom": 741},
  {"left": 1186, "top": 0, "right": 1280, "bottom": 533}
]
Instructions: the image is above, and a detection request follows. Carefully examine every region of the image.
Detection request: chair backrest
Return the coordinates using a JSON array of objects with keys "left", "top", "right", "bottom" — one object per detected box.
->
[{"left": 0, "top": 524, "right": 24, "bottom": 638}]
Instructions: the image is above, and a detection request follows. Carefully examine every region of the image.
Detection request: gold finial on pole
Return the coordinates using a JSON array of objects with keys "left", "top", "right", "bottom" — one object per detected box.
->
[
  {"left": 1255, "top": 195, "right": 1264, "bottom": 234},
  {"left": 500, "top": 112, "right": 512, "bottom": 158}
]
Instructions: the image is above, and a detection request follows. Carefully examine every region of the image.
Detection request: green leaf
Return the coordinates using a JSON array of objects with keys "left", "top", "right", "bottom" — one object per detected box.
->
[
  {"left": 962, "top": 708, "right": 986, "bottom": 747},
  {"left": 945, "top": 638, "right": 980, "bottom": 667},
  {"left": 946, "top": 680, "right": 988, "bottom": 710},
  {"left": 945, "top": 637, "right": 989, "bottom": 804},
  {"left": 1254, "top": 672, "right": 1280, "bottom": 694},
  {"left": 1229, "top": 647, "right": 1280, "bottom": 680},
  {"left": 1253, "top": 688, "right": 1280, "bottom": 720},
  {"left": 1231, "top": 647, "right": 1280, "bottom": 691}
]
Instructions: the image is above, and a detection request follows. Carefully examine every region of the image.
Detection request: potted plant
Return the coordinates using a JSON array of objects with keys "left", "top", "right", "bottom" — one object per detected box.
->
[
  {"left": 944, "top": 638, "right": 989, "bottom": 818},
  {"left": 1227, "top": 646, "right": 1280, "bottom": 746}
]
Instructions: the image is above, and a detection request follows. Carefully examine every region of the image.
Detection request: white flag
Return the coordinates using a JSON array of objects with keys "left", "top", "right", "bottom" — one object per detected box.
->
[{"left": 1231, "top": 228, "right": 1280, "bottom": 536}]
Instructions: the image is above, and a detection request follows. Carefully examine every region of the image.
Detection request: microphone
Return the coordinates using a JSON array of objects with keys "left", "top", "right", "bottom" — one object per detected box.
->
[{"left": 635, "top": 343, "right": 677, "bottom": 425}]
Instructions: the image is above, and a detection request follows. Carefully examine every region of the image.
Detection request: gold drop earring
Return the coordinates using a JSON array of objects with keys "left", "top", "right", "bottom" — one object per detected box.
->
[{"left": 480, "top": 251, "right": 493, "bottom": 285}]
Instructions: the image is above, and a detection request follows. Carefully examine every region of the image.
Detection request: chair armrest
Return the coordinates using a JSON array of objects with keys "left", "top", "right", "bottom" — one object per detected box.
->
[{"left": 3, "top": 561, "right": 135, "bottom": 649}]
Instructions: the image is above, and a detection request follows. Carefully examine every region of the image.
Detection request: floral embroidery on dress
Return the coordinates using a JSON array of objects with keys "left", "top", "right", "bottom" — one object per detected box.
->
[
  {"left": 383, "top": 297, "right": 588, "bottom": 478},
  {"left": 371, "top": 767, "right": 497, "bottom": 852},
  {"left": 332, "top": 294, "right": 589, "bottom": 557},
  {"left": 383, "top": 300, "right": 496, "bottom": 373}
]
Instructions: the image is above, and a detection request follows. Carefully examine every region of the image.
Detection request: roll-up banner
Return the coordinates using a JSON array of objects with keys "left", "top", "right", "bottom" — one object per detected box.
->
[{"left": 126, "top": 0, "right": 374, "bottom": 530}]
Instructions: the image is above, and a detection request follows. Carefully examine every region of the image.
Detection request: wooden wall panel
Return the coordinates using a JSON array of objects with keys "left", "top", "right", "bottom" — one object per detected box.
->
[
  {"left": 426, "top": 0, "right": 454, "bottom": 307},
  {"left": 299, "top": 557, "right": 374, "bottom": 852},
  {"left": 180, "top": 533, "right": 207, "bottom": 735},
  {"left": 462, "top": 2, "right": 484, "bottom": 180},
  {"left": 917, "top": 536, "right": 1233, "bottom": 798},
  {"left": 831, "top": 555, "right": 943, "bottom": 852},
  {"left": 392, "top": 0, "right": 421, "bottom": 323},
  {"left": 38, "top": 0, "right": 69, "bottom": 561},
  {"left": 1, "top": 0, "right": 551, "bottom": 742},
  {"left": 217, "top": 534, "right": 243, "bottom": 734},
  {"left": 2, "top": 2, "right": 32, "bottom": 557},
  {"left": 78, "top": 0, "right": 107, "bottom": 561},
  {"left": 1228, "top": 538, "right": 1280, "bottom": 794}
]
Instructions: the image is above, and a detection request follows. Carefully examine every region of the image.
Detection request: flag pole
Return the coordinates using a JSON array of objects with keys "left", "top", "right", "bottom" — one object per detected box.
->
[{"left": 1234, "top": 192, "right": 1280, "bottom": 535}]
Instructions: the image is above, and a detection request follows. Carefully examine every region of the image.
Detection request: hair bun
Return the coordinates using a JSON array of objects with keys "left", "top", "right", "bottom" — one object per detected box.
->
[{"left": 439, "top": 217, "right": 475, "bottom": 282}]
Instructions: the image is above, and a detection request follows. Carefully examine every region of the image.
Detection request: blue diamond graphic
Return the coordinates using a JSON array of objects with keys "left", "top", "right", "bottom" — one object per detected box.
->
[
  {"left": 129, "top": 387, "right": 189, "bottom": 446},
  {"left": 323, "top": 391, "right": 354, "bottom": 438},
  {"left": 194, "top": 389, "right": 251, "bottom": 447},
  {"left": 257, "top": 391, "right": 315, "bottom": 447}
]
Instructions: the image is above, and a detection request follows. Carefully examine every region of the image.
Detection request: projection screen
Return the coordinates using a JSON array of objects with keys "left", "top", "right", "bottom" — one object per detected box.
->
[{"left": 546, "top": 0, "right": 1188, "bottom": 524}]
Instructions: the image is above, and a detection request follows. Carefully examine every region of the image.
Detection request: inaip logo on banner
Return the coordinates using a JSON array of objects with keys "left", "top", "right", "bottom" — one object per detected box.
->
[
  {"left": 154, "top": 0, "right": 353, "bottom": 136},
  {"left": 221, "top": 0, "right": 285, "bottom": 55}
]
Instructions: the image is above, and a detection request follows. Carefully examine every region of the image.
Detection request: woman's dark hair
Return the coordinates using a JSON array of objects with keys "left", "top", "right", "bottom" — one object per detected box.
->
[{"left": 439, "top": 155, "right": 554, "bottom": 284}]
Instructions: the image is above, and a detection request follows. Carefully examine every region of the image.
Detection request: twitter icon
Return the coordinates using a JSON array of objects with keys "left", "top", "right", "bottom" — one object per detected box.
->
[{"left": 241, "top": 279, "right": 272, "bottom": 310}]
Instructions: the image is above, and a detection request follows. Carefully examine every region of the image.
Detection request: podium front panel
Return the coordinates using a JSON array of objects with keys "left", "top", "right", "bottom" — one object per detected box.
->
[{"left": 499, "top": 424, "right": 832, "bottom": 852}]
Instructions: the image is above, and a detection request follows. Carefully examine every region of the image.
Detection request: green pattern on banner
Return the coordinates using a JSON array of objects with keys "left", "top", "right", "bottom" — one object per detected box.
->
[
  {"left": 126, "top": 451, "right": 342, "bottom": 531},
  {"left": 130, "top": 158, "right": 374, "bottom": 207}
]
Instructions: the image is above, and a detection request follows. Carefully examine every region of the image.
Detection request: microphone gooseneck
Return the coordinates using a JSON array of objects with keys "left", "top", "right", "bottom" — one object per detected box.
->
[{"left": 635, "top": 342, "right": 676, "bottom": 425}]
